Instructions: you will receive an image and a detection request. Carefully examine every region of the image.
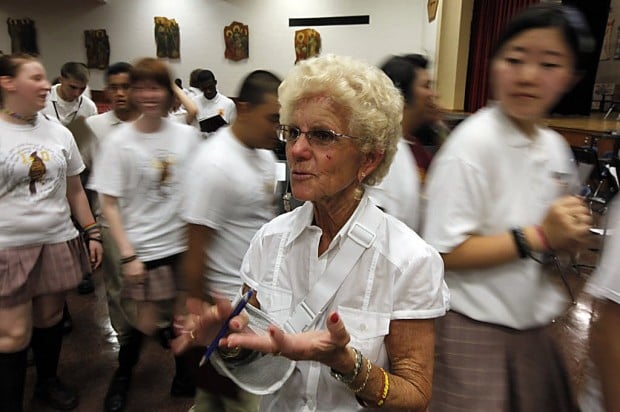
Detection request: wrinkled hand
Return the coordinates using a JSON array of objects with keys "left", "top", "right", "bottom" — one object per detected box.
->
[
  {"left": 542, "top": 195, "right": 592, "bottom": 252},
  {"left": 224, "top": 312, "right": 352, "bottom": 371},
  {"left": 171, "top": 295, "right": 247, "bottom": 355},
  {"left": 122, "top": 259, "right": 146, "bottom": 283},
  {"left": 88, "top": 241, "right": 103, "bottom": 270}
]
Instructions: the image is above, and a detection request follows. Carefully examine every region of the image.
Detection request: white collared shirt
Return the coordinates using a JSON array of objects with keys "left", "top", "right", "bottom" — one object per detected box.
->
[
  {"left": 424, "top": 104, "right": 578, "bottom": 329},
  {"left": 240, "top": 195, "right": 448, "bottom": 411},
  {"left": 366, "top": 137, "right": 421, "bottom": 231},
  {"left": 41, "top": 84, "right": 98, "bottom": 126}
]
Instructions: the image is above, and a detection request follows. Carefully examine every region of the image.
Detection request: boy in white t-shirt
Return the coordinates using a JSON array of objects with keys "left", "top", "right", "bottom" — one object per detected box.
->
[{"left": 182, "top": 70, "right": 281, "bottom": 412}]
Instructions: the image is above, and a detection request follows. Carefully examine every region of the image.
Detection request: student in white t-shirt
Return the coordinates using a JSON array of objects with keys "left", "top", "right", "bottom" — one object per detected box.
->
[
  {"left": 41, "top": 62, "right": 98, "bottom": 127},
  {"left": 181, "top": 69, "right": 281, "bottom": 412},
  {"left": 580, "top": 199, "right": 620, "bottom": 412},
  {"left": 92, "top": 58, "right": 201, "bottom": 411},
  {"left": 42, "top": 61, "right": 100, "bottom": 298},
  {"left": 0, "top": 53, "right": 102, "bottom": 411},
  {"left": 191, "top": 69, "right": 237, "bottom": 138},
  {"left": 424, "top": 5, "right": 595, "bottom": 411}
]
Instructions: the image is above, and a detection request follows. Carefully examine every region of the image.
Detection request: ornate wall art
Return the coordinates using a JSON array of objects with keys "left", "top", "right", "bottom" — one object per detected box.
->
[
  {"left": 84, "top": 29, "right": 110, "bottom": 69},
  {"left": 7, "top": 18, "right": 39, "bottom": 55},
  {"left": 294, "top": 28, "right": 321, "bottom": 63},
  {"left": 154, "top": 17, "right": 180, "bottom": 59},
  {"left": 224, "top": 21, "right": 249, "bottom": 61}
]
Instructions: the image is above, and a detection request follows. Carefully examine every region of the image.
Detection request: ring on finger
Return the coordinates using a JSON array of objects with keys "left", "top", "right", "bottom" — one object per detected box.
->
[{"left": 189, "top": 329, "right": 196, "bottom": 340}]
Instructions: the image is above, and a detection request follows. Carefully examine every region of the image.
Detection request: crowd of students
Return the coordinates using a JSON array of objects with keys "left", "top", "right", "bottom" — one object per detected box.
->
[{"left": 0, "top": 3, "right": 618, "bottom": 412}]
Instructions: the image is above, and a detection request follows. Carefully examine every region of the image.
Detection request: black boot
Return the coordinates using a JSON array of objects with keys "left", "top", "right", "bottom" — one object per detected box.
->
[
  {"left": 170, "top": 354, "right": 195, "bottom": 397},
  {"left": 0, "top": 349, "right": 28, "bottom": 412},
  {"left": 31, "top": 320, "right": 78, "bottom": 410},
  {"left": 61, "top": 302, "right": 73, "bottom": 335},
  {"left": 104, "top": 329, "right": 143, "bottom": 412}
]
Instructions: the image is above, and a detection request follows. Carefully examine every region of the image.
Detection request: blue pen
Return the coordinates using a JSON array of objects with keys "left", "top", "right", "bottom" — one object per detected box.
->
[{"left": 199, "top": 289, "right": 253, "bottom": 367}]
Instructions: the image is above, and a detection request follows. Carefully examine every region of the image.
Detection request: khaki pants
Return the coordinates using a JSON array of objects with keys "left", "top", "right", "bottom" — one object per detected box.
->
[{"left": 190, "top": 387, "right": 260, "bottom": 412}]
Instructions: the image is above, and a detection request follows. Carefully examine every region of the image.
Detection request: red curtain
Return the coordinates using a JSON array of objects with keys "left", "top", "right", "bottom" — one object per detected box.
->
[{"left": 464, "top": 0, "right": 540, "bottom": 113}]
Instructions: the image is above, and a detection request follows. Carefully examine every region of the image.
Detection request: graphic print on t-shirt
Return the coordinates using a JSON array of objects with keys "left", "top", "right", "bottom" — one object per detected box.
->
[
  {"left": 146, "top": 151, "right": 177, "bottom": 201},
  {"left": 1, "top": 143, "right": 64, "bottom": 200}
]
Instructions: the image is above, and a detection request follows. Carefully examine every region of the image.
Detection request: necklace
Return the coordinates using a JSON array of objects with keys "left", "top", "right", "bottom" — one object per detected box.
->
[{"left": 1, "top": 108, "right": 37, "bottom": 126}]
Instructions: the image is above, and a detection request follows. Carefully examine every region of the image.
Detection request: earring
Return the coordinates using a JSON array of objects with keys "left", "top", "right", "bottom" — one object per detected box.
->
[{"left": 353, "top": 186, "right": 364, "bottom": 201}]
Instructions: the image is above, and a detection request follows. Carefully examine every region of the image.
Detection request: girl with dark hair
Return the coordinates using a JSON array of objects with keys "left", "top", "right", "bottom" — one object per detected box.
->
[
  {"left": 0, "top": 53, "right": 103, "bottom": 411},
  {"left": 424, "top": 4, "right": 595, "bottom": 411}
]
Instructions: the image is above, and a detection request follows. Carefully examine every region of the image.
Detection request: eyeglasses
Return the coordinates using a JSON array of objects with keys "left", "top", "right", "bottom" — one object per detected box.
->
[{"left": 276, "top": 125, "right": 356, "bottom": 146}]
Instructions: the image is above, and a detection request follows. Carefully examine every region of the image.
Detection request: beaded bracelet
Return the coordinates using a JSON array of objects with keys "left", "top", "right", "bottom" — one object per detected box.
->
[
  {"left": 83, "top": 222, "right": 100, "bottom": 233},
  {"left": 349, "top": 355, "right": 372, "bottom": 393},
  {"left": 330, "top": 347, "right": 363, "bottom": 385},
  {"left": 377, "top": 368, "right": 389, "bottom": 407},
  {"left": 534, "top": 225, "right": 552, "bottom": 251}
]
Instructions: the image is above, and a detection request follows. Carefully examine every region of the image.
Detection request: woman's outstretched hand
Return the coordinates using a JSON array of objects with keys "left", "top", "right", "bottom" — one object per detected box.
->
[{"left": 223, "top": 312, "right": 354, "bottom": 371}]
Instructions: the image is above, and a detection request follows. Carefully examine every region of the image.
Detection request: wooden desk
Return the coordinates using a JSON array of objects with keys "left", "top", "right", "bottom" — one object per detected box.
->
[{"left": 544, "top": 115, "right": 620, "bottom": 156}]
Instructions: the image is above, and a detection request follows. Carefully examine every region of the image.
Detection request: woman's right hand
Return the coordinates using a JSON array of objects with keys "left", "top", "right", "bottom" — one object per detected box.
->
[
  {"left": 541, "top": 195, "right": 593, "bottom": 252},
  {"left": 122, "top": 258, "right": 146, "bottom": 283}
]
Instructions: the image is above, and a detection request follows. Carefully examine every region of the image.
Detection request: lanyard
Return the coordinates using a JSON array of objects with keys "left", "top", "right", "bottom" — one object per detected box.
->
[{"left": 52, "top": 96, "right": 83, "bottom": 125}]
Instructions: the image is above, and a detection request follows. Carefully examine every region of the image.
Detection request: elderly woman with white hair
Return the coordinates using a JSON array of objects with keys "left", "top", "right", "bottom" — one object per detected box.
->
[{"left": 174, "top": 54, "right": 448, "bottom": 411}]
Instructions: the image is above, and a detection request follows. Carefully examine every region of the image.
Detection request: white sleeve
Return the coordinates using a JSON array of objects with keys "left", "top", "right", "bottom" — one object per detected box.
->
[
  {"left": 181, "top": 154, "right": 234, "bottom": 230},
  {"left": 65, "top": 130, "right": 86, "bottom": 176},
  {"left": 586, "top": 198, "right": 620, "bottom": 303},
  {"left": 423, "top": 153, "right": 488, "bottom": 253},
  {"left": 392, "top": 241, "right": 449, "bottom": 319},
  {"left": 92, "top": 136, "right": 125, "bottom": 197}
]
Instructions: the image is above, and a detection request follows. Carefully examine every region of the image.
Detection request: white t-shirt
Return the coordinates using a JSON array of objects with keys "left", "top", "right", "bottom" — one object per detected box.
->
[
  {"left": 0, "top": 115, "right": 84, "bottom": 248},
  {"left": 182, "top": 127, "right": 277, "bottom": 298},
  {"left": 423, "top": 105, "right": 578, "bottom": 329},
  {"left": 192, "top": 92, "right": 237, "bottom": 138},
  {"left": 240, "top": 195, "right": 448, "bottom": 411},
  {"left": 366, "top": 138, "right": 421, "bottom": 231},
  {"left": 41, "top": 84, "right": 98, "bottom": 126},
  {"left": 579, "top": 199, "right": 620, "bottom": 412},
  {"left": 84, "top": 110, "right": 124, "bottom": 170},
  {"left": 91, "top": 118, "right": 201, "bottom": 261}
]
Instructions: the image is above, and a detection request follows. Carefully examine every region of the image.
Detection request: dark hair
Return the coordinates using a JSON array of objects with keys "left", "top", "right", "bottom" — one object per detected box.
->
[
  {"left": 130, "top": 57, "right": 174, "bottom": 111},
  {"left": 104, "top": 61, "right": 132, "bottom": 84},
  {"left": 237, "top": 70, "right": 281, "bottom": 105},
  {"left": 60, "top": 61, "right": 90, "bottom": 82},
  {"left": 189, "top": 68, "right": 202, "bottom": 88},
  {"left": 174, "top": 78, "right": 182, "bottom": 88},
  {"left": 380, "top": 54, "right": 429, "bottom": 104},
  {"left": 197, "top": 69, "right": 215, "bottom": 84},
  {"left": 493, "top": 4, "right": 595, "bottom": 71}
]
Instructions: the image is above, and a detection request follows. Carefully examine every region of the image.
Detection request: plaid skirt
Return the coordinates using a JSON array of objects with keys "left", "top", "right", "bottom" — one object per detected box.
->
[
  {"left": 0, "top": 236, "right": 90, "bottom": 308},
  {"left": 121, "top": 253, "right": 185, "bottom": 302},
  {"left": 429, "top": 311, "right": 579, "bottom": 412}
]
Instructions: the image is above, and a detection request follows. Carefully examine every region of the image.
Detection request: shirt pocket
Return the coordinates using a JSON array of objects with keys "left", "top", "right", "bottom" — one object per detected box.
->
[
  {"left": 337, "top": 306, "right": 390, "bottom": 362},
  {"left": 256, "top": 283, "right": 293, "bottom": 326}
]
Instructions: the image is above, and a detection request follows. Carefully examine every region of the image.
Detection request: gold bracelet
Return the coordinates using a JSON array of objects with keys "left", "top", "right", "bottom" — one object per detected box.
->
[
  {"left": 349, "top": 355, "right": 372, "bottom": 393},
  {"left": 377, "top": 368, "right": 389, "bottom": 407}
]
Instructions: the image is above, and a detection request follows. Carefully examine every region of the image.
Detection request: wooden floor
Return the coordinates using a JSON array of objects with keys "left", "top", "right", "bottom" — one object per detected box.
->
[
  {"left": 23, "top": 272, "right": 194, "bottom": 412},
  {"left": 21, "top": 255, "right": 602, "bottom": 411}
]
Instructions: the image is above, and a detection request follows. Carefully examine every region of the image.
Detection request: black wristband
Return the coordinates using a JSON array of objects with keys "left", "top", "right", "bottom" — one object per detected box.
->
[
  {"left": 120, "top": 254, "right": 138, "bottom": 265},
  {"left": 87, "top": 237, "right": 103, "bottom": 244},
  {"left": 510, "top": 227, "right": 530, "bottom": 259}
]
